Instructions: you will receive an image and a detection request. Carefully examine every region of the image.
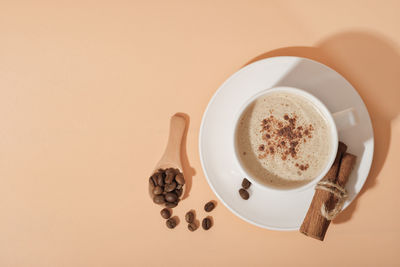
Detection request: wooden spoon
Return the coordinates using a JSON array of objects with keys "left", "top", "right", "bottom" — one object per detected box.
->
[{"left": 148, "top": 114, "right": 187, "bottom": 205}]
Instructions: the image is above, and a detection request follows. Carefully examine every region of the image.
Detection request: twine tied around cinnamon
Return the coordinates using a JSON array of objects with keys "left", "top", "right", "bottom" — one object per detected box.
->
[{"left": 315, "top": 180, "right": 348, "bottom": 220}]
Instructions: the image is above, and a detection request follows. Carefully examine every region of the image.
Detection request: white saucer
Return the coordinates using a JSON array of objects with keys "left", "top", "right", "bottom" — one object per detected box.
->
[{"left": 199, "top": 56, "right": 374, "bottom": 230}]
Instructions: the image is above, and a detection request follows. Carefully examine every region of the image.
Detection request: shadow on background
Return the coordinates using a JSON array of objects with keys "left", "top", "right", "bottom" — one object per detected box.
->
[
  {"left": 246, "top": 31, "right": 400, "bottom": 223},
  {"left": 176, "top": 112, "right": 196, "bottom": 200}
]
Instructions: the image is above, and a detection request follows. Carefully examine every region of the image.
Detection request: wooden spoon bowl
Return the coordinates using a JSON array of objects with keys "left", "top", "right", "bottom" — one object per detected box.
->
[{"left": 148, "top": 114, "right": 187, "bottom": 206}]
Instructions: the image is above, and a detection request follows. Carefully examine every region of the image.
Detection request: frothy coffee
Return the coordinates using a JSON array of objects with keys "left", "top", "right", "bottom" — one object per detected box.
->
[{"left": 236, "top": 92, "right": 333, "bottom": 188}]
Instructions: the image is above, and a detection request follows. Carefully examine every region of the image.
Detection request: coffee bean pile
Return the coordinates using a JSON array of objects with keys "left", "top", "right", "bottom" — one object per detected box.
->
[
  {"left": 239, "top": 178, "right": 251, "bottom": 200},
  {"left": 149, "top": 168, "right": 185, "bottom": 208},
  {"left": 150, "top": 170, "right": 216, "bottom": 230}
]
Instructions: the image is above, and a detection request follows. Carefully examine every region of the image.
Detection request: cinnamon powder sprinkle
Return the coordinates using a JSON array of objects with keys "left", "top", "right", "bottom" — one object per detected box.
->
[{"left": 257, "top": 113, "right": 315, "bottom": 172}]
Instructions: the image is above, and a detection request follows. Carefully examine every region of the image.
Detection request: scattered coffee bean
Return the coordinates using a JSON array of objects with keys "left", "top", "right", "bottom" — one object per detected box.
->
[
  {"left": 160, "top": 208, "right": 171, "bottom": 219},
  {"left": 176, "top": 184, "right": 182, "bottom": 190},
  {"left": 165, "top": 202, "right": 178, "bottom": 208},
  {"left": 204, "top": 201, "right": 215, "bottom": 212},
  {"left": 202, "top": 217, "right": 212, "bottom": 230},
  {"left": 166, "top": 218, "right": 177, "bottom": 229},
  {"left": 185, "top": 211, "right": 194, "bottom": 223},
  {"left": 153, "top": 195, "right": 165, "bottom": 204},
  {"left": 188, "top": 223, "right": 197, "bottom": 232},
  {"left": 241, "top": 178, "right": 251, "bottom": 189},
  {"left": 239, "top": 188, "right": 249, "bottom": 200},
  {"left": 164, "top": 181, "right": 177, "bottom": 192},
  {"left": 175, "top": 173, "right": 185, "bottom": 185},
  {"left": 153, "top": 186, "right": 163, "bottom": 195},
  {"left": 165, "top": 192, "right": 178, "bottom": 203}
]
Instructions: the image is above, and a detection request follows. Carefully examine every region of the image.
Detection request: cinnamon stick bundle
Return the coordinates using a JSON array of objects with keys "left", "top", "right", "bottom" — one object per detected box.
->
[{"left": 300, "top": 142, "right": 357, "bottom": 241}]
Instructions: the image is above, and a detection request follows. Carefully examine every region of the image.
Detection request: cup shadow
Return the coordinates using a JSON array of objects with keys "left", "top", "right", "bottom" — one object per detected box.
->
[
  {"left": 244, "top": 31, "right": 400, "bottom": 223},
  {"left": 175, "top": 112, "right": 196, "bottom": 200}
]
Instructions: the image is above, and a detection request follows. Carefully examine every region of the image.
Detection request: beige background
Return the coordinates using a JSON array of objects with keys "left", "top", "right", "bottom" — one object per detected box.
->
[{"left": 1, "top": 1, "right": 400, "bottom": 266}]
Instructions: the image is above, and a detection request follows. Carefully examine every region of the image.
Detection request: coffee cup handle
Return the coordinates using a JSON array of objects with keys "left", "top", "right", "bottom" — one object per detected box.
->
[{"left": 332, "top": 108, "right": 358, "bottom": 131}]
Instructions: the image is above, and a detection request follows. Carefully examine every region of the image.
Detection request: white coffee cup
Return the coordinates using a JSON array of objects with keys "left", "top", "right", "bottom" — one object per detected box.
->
[{"left": 233, "top": 86, "right": 357, "bottom": 193}]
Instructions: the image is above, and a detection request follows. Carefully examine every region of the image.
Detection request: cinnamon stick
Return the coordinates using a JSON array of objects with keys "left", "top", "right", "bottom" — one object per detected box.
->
[
  {"left": 336, "top": 153, "right": 357, "bottom": 187},
  {"left": 299, "top": 142, "right": 347, "bottom": 241},
  {"left": 332, "top": 153, "right": 357, "bottom": 204}
]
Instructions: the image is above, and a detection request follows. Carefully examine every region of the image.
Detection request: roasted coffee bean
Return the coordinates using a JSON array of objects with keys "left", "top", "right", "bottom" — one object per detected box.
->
[
  {"left": 204, "top": 201, "right": 215, "bottom": 212},
  {"left": 149, "top": 176, "right": 157, "bottom": 187},
  {"left": 175, "top": 188, "right": 183, "bottom": 197},
  {"left": 176, "top": 184, "right": 182, "bottom": 190},
  {"left": 202, "top": 217, "right": 212, "bottom": 230},
  {"left": 165, "top": 168, "right": 174, "bottom": 174},
  {"left": 164, "top": 168, "right": 174, "bottom": 183},
  {"left": 166, "top": 218, "right": 177, "bottom": 229},
  {"left": 239, "top": 188, "right": 249, "bottom": 200},
  {"left": 185, "top": 211, "right": 194, "bottom": 223},
  {"left": 160, "top": 208, "right": 171, "bottom": 219},
  {"left": 165, "top": 202, "right": 178, "bottom": 208},
  {"left": 188, "top": 223, "right": 197, "bottom": 232},
  {"left": 165, "top": 192, "right": 178, "bottom": 203},
  {"left": 153, "top": 195, "right": 165, "bottom": 204},
  {"left": 164, "top": 174, "right": 174, "bottom": 184},
  {"left": 168, "top": 168, "right": 177, "bottom": 175},
  {"left": 241, "top": 178, "right": 252, "bottom": 189},
  {"left": 156, "top": 173, "right": 164, "bottom": 186},
  {"left": 175, "top": 173, "right": 185, "bottom": 185},
  {"left": 164, "top": 181, "right": 177, "bottom": 192},
  {"left": 153, "top": 186, "right": 163, "bottom": 195},
  {"left": 165, "top": 168, "right": 175, "bottom": 176}
]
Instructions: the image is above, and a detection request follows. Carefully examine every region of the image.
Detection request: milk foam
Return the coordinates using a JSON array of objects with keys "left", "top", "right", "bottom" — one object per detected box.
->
[{"left": 236, "top": 92, "right": 333, "bottom": 188}]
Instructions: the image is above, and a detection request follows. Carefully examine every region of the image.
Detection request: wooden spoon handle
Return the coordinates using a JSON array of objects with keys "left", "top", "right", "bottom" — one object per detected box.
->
[{"left": 158, "top": 114, "right": 186, "bottom": 169}]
